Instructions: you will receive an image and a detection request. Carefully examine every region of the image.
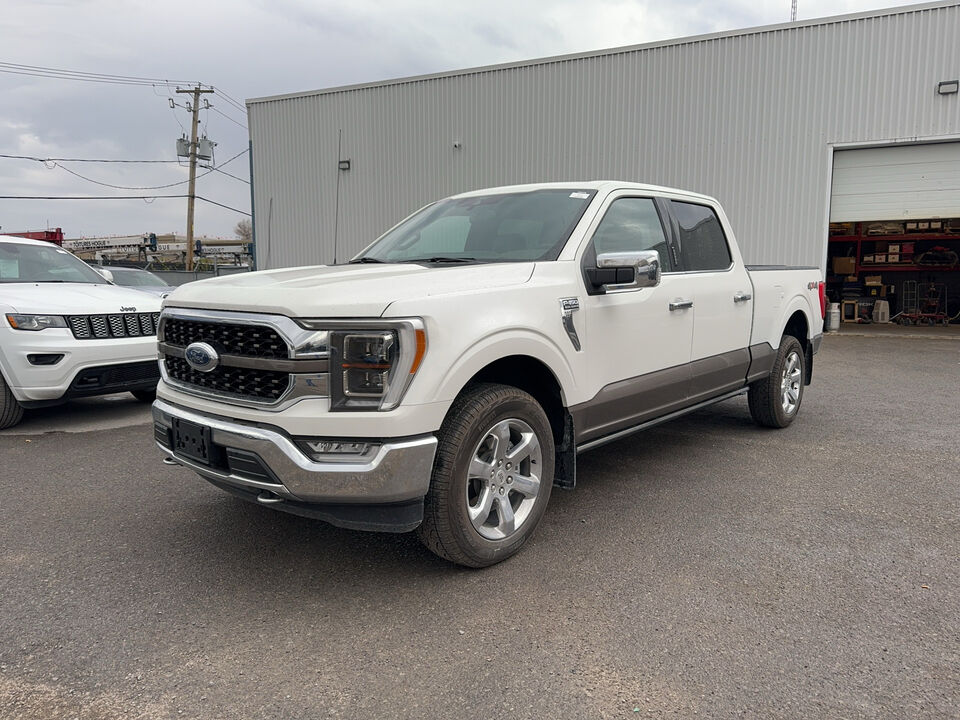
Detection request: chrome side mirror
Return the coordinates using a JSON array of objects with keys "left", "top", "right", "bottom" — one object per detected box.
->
[{"left": 590, "top": 250, "right": 661, "bottom": 292}]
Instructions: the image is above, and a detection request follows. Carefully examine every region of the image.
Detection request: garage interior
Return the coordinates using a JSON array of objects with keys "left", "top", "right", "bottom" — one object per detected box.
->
[{"left": 826, "top": 141, "right": 960, "bottom": 328}]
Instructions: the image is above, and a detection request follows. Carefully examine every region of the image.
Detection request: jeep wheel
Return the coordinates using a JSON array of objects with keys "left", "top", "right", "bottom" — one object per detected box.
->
[
  {"left": 417, "top": 383, "right": 554, "bottom": 567},
  {"left": 0, "top": 372, "right": 25, "bottom": 430},
  {"left": 748, "top": 335, "right": 805, "bottom": 429}
]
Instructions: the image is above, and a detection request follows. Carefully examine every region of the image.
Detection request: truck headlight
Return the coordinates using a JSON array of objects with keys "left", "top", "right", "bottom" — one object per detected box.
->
[
  {"left": 5, "top": 314, "right": 68, "bottom": 331},
  {"left": 295, "top": 318, "right": 426, "bottom": 411}
]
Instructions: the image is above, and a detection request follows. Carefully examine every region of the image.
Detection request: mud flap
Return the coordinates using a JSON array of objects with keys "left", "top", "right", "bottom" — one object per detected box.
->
[{"left": 553, "top": 411, "right": 576, "bottom": 489}]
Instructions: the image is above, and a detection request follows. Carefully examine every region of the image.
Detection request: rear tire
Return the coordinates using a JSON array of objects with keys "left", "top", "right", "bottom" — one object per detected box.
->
[
  {"left": 131, "top": 388, "right": 157, "bottom": 403},
  {"left": 748, "top": 335, "right": 805, "bottom": 429},
  {"left": 0, "top": 373, "right": 25, "bottom": 430},
  {"left": 417, "top": 383, "right": 554, "bottom": 568}
]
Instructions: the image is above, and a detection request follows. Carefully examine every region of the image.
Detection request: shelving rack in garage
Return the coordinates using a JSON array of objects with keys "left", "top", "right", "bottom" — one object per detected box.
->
[{"left": 826, "top": 220, "right": 960, "bottom": 324}]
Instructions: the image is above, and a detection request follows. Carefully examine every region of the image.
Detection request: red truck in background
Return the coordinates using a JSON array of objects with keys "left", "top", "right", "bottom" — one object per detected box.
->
[{"left": 6, "top": 228, "right": 64, "bottom": 246}]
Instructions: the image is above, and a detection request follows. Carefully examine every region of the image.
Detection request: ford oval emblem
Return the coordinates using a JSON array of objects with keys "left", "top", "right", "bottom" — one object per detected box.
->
[{"left": 184, "top": 342, "right": 219, "bottom": 373}]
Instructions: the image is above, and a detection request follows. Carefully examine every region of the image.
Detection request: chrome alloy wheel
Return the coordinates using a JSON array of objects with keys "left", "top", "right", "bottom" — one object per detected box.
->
[
  {"left": 780, "top": 350, "right": 802, "bottom": 415},
  {"left": 466, "top": 418, "right": 543, "bottom": 541}
]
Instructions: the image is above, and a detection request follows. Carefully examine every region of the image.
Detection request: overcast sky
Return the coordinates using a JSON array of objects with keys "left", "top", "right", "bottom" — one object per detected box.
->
[{"left": 0, "top": 0, "right": 931, "bottom": 240}]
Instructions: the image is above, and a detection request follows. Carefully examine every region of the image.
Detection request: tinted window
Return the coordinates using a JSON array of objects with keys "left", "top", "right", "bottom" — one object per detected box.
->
[
  {"left": 590, "top": 197, "right": 672, "bottom": 271},
  {"left": 671, "top": 201, "right": 731, "bottom": 272}
]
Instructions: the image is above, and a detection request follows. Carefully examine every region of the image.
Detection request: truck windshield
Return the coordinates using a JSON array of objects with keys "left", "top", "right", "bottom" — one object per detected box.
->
[
  {"left": 0, "top": 241, "right": 108, "bottom": 284},
  {"left": 352, "top": 189, "right": 597, "bottom": 264}
]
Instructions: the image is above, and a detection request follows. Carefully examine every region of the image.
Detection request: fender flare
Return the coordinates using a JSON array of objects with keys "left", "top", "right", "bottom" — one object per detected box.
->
[{"left": 432, "top": 328, "right": 577, "bottom": 406}]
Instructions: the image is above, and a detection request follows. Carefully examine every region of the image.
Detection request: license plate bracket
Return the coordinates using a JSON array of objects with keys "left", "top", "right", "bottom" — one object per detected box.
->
[{"left": 172, "top": 418, "right": 212, "bottom": 465}]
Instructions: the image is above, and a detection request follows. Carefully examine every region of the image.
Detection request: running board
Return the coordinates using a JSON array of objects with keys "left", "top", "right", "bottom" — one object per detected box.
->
[{"left": 576, "top": 388, "right": 748, "bottom": 454}]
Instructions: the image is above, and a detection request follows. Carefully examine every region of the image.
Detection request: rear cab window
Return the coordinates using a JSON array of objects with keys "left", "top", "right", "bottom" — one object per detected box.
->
[{"left": 670, "top": 201, "right": 732, "bottom": 272}]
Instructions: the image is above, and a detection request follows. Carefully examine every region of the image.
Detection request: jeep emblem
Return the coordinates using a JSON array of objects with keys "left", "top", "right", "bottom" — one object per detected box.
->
[
  {"left": 184, "top": 342, "right": 220, "bottom": 373},
  {"left": 121, "top": 306, "right": 136, "bottom": 312}
]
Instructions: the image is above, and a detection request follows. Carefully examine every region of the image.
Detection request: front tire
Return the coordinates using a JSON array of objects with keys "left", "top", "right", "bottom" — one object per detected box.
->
[
  {"left": 748, "top": 335, "right": 805, "bottom": 428},
  {"left": 0, "top": 373, "right": 25, "bottom": 430},
  {"left": 417, "top": 383, "right": 555, "bottom": 568}
]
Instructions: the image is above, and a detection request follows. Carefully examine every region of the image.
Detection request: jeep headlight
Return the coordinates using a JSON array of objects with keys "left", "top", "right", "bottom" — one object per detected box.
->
[
  {"left": 5, "top": 314, "right": 68, "bottom": 331},
  {"left": 295, "top": 319, "right": 426, "bottom": 411}
]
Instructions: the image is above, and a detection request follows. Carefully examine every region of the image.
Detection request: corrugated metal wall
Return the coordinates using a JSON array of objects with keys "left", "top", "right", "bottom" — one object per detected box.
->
[{"left": 248, "top": 2, "right": 960, "bottom": 270}]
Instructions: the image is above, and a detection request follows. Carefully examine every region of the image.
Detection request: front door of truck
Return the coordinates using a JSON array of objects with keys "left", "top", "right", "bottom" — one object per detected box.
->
[{"left": 575, "top": 193, "right": 697, "bottom": 444}]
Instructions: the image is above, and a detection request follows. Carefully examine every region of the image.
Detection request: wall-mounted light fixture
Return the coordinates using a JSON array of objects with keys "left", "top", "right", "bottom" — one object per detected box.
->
[
  {"left": 453, "top": 141, "right": 463, "bottom": 150},
  {"left": 338, "top": 159, "right": 351, "bottom": 171},
  {"left": 937, "top": 80, "right": 959, "bottom": 95}
]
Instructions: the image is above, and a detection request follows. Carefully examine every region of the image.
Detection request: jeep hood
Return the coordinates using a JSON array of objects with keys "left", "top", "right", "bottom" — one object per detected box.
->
[
  {"left": 162, "top": 263, "right": 536, "bottom": 317},
  {"left": 0, "top": 282, "right": 163, "bottom": 315}
]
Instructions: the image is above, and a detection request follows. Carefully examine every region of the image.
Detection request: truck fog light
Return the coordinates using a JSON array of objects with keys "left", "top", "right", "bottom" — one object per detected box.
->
[{"left": 296, "top": 438, "right": 377, "bottom": 462}]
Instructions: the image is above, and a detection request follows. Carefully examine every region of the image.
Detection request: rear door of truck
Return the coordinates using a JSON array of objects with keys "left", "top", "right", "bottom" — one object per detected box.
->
[{"left": 664, "top": 199, "right": 754, "bottom": 403}]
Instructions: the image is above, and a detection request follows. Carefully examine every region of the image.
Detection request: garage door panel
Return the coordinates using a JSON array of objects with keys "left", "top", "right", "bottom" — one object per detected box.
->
[{"left": 831, "top": 143, "right": 960, "bottom": 222}]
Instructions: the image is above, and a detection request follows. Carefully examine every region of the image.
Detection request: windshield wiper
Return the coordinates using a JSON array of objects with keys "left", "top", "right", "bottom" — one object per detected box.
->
[
  {"left": 400, "top": 257, "right": 477, "bottom": 264},
  {"left": 348, "top": 257, "right": 388, "bottom": 264}
]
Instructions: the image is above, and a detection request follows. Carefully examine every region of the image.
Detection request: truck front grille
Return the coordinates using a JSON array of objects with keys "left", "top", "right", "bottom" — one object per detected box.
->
[
  {"left": 163, "top": 356, "right": 290, "bottom": 402},
  {"left": 162, "top": 318, "right": 288, "bottom": 359},
  {"left": 68, "top": 313, "right": 160, "bottom": 339}
]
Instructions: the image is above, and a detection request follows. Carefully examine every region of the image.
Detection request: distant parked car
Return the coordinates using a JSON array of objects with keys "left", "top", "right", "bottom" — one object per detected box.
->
[{"left": 100, "top": 266, "right": 177, "bottom": 298}]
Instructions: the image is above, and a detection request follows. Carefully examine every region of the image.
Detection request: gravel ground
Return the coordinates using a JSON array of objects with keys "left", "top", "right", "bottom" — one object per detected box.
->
[{"left": 1, "top": 334, "right": 958, "bottom": 719}]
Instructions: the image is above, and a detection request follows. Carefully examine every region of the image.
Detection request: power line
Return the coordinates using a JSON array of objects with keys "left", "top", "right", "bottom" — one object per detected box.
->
[
  {"left": 53, "top": 162, "right": 215, "bottom": 190},
  {"left": 2, "top": 148, "right": 247, "bottom": 182},
  {"left": 196, "top": 196, "right": 251, "bottom": 216},
  {"left": 0, "top": 61, "right": 199, "bottom": 85},
  {"left": 0, "top": 67, "right": 185, "bottom": 88},
  {"left": 211, "top": 87, "right": 248, "bottom": 115},
  {"left": 211, "top": 148, "right": 249, "bottom": 169},
  {"left": 0, "top": 194, "right": 188, "bottom": 200},
  {"left": 207, "top": 166, "right": 250, "bottom": 184},
  {"left": 0, "top": 153, "right": 180, "bottom": 164},
  {"left": 210, "top": 106, "right": 248, "bottom": 130},
  {"left": 0, "top": 62, "right": 198, "bottom": 88},
  {"left": 1, "top": 193, "right": 252, "bottom": 216}
]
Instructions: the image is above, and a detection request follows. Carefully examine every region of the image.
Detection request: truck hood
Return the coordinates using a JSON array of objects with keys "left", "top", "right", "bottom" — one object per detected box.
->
[
  {"left": 163, "top": 262, "right": 536, "bottom": 317},
  {"left": 0, "top": 282, "right": 163, "bottom": 315}
]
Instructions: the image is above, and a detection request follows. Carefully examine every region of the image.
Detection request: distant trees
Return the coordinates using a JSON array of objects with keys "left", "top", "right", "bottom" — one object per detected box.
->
[{"left": 235, "top": 219, "right": 253, "bottom": 244}]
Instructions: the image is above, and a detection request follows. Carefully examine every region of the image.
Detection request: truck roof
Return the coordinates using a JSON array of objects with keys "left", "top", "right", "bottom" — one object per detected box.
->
[{"left": 450, "top": 180, "right": 718, "bottom": 203}]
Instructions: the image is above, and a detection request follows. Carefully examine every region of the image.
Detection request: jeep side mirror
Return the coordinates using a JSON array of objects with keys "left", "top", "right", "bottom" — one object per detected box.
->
[
  {"left": 587, "top": 250, "right": 661, "bottom": 292},
  {"left": 96, "top": 268, "right": 114, "bottom": 283}
]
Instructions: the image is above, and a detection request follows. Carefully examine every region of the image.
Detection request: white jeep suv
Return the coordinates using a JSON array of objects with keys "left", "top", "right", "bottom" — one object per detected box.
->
[{"left": 0, "top": 235, "right": 162, "bottom": 429}]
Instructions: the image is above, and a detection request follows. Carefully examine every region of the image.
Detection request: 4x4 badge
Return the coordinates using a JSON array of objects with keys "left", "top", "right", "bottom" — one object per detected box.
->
[{"left": 559, "top": 298, "right": 581, "bottom": 352}]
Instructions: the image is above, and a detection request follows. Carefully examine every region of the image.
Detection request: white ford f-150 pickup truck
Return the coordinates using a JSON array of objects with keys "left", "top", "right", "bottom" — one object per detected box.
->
[
  {"left": 153, "top": 182, "right": 824, "bottom": 566},
  {"left": 0, "top": 235, "right": 162, "bottom": 430}
]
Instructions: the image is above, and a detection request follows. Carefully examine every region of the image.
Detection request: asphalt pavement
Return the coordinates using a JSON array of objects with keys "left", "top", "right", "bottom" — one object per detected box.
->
[{"left": 1, "top": 334, "right": 958, "bottom": 719}]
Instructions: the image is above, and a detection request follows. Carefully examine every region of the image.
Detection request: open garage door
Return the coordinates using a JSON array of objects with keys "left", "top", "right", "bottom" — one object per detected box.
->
[
  {"left": 827, "top": 142, "right": 960, "bottom": 328},
  {"left": 831, "top": 142, "right": 960, "bottom": 222}
]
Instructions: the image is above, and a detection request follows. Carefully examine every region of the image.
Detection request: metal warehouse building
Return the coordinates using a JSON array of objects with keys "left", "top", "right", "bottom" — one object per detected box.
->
[{"left": 247, "top": 1, "right": 960, "bottom": 324}]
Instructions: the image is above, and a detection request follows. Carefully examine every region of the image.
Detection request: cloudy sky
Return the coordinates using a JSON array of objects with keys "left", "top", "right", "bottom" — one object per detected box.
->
[{"left": 1, "top": 0, "right": 930, "bottom": 240}]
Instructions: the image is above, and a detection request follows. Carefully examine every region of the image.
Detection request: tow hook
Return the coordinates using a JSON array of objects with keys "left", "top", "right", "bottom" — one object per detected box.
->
[
  {"left": 257, "top": 491, "right": 284, "bottom": 505},
  {"left": 162, "top": 456, "right": 181, "bottom": 466}
]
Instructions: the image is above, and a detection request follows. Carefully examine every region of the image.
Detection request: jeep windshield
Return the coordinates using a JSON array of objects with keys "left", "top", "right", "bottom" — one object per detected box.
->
[
  {"left": 0, "top": 241, "right": 108, "bottom": 284},
  {"left": 351, "top": 188, "right": 597, "bottom": 264}
]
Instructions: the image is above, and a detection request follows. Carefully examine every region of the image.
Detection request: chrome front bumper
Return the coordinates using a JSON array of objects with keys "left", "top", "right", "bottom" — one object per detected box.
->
[{"left": 152, "top": 399, "right": 438, "bottom": 505}]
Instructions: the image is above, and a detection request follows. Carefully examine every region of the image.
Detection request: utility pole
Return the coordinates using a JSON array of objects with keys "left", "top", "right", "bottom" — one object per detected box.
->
[
  {"left": 176, "top": 85, "right": 214, "bottom": 270},
  {"left": 791, "top": 0, "right": 798, "bottom": 22}
]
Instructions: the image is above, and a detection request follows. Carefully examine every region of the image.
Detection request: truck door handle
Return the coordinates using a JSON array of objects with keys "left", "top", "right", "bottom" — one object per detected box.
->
[
  {"left": 733, "top": 292, "right": 752, "bottom": 303},
  {"left": 669, "top": 299, "right": 694, "bottom": 311}
]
